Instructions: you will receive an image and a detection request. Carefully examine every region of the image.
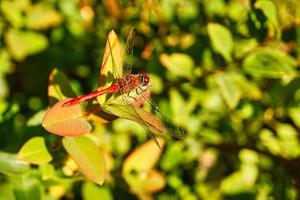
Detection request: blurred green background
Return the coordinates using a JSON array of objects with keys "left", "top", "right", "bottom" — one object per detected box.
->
[{"left": 1, "top": 0, "right": 300, "bottom": 199}]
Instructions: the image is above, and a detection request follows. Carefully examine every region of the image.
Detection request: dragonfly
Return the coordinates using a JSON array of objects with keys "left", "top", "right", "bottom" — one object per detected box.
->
[{"left": 63, "top": 28, "right": 186, "bottom": 146}]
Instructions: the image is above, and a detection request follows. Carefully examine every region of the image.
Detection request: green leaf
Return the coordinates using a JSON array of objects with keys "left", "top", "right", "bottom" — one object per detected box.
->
[
  {"left": 204, "top": 0, "right": 226, "bottom": 17},
  {"left": 149, "top": 74, "right": 163, "bottom": 94},
  {"left": 160, "top": 0, "right": 177, "bottom": 22},
  {"left": 255, "top": 0, "right": 279, "bottom": 29},
  {"left": 0, "top": 50, "right": 13, "bottom": 74},
  {"left": 39, "top": 164, "right": 55, "bottom": 180},
  {"left": 48, "top": 68, "right": 76, "bottom": 106},
  {"left": 161, "top": 142, "right": 185, "bottom": 171},
  {"left": 0, "top": 75, "right": 9, "bottom": 99},
  {"left": 243, "top": 48, "right": 297, "bottom": 79},
  {"left": 0, "top": 183, "right": 15, "bottom": 200},
  {"left": 17, "top": 137, "right": 52, "bottom": 165},
  {"left": 288, "top": 107, "right": 300, "bottom": 128},
  {"left": 276, "top": 123, "right": 300, "bottom": 158},
  {"left": 207, "top": 23, "right": 233, "bottom": 62},
  {"left": 25, "top": 4, "right": 63, "bottom": 30},
  {"left": 5, "top": 29, "right": 48, "bottom": 61},
  {"left": 159, "top": 53, "right": 195, "bottom": 78},
  {"left": 82, "top": 183, "right": 113, "bottom": 200},
  {"left": 9, "top": 174, "right": 43, "bottom": 200},
  {"left": 221, "top": 149, "right": 258, "bottom": 194},
  {"left": 62, "top": 137, "right": 107, "bottom": 185},
  {"left": 0, "top": 0, "right": 29, "bottom": 28},
  {"left": 215, "top": 72, "right": 241, "bottom": 109},
  {"left": 176, "top": 1, "right": 198, "bottom": 22},
  {"left": 0, "top": 151, "right": 30, "bottom": 174},
  {"left": 234, "top": 39, "right": 258, "bottom": 59},
  {"left": 215, "top": 71, "right": 262, "bottom": 109},
  {"left": 170, "top": 89, "right": 189, "bottom": 125},
  {"left": 26, "top": 110, "right": 46, "bottom": 127},
  {"left": 259, "top": 129, "right": 281, "bottom": 155}
]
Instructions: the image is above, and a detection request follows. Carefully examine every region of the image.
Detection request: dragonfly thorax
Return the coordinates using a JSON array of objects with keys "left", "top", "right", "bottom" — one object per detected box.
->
[{"left": 117, "top": 72, "right": 149, "bottom": 93}]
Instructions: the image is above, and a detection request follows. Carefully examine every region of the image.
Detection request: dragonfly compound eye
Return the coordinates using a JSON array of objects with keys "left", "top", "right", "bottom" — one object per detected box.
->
[{"left": 139, "top": 72, "right": 149, "bottom": 86}]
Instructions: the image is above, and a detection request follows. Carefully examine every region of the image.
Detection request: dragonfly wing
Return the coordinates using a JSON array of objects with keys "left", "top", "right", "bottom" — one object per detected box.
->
[
  {"left": 126, "top": 87, "right": 186, "bottom": 139},
  {"left": 103, "top": 87, "right": 186, "bottom": 140},
  {"left": 104, "top": 27, "right": 135, "bottom": 80},
  {"left": 149, "top": 99, "right": 186, "bottom": 139},
  {"left": 103, "top": 99, "right": 163, "bottom": 147},
  {"left": 122, "top": 27, "right": 136, "bottom": 75},
  {"left": 103, "top": 100, "right": 165, "bottom": 135}
]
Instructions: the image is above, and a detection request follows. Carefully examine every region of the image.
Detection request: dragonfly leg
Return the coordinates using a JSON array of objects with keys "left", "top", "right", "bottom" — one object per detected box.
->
[{"left": 84, "top": 105, "right": 101, "bottom": 116}]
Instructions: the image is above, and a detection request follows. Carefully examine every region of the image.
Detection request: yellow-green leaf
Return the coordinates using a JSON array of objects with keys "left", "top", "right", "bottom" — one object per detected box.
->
[
  {"left": 39, "top": 164, "right": 55, "bottom": 180},
  {"left": 5, "top": 29, "right": 48, "bottom": 61},
  {"left": 123, "top": 137, "right": 165, "bottom": 175},
  {"left": 215, "top": 72, "right": 241, "bottom": 109},
  {"left": 26, "top": 4, "right": 63, "bottom": 30},
  {"left": 289, "top": 107, "right": 300, "bottom": 128},
  {"left": 207, "top": 23, "right": 233, "bottom": 62},
  {"left": 0, "top": 152, "right": 30, "bottom": 174},
  {"left": 159, "top": 53, "right": 194, "bottom": 78},
  {"left": 48, "top": 68, "right": 76, "bottom": 106},
  {"left": 123, "top": 138, "right": 166, "bottom": 195},
  {"left": 0, "top": 0, "right": 29, "bottom": 28},
  {"left": 17, "top": 137, "right": 52, "bottom": 165},
  {"left": 141, "top": 169, "right": 166, "bottom": 193},
  {"left": 243, "top": 48, "right": 297, "bottom": 79},
  {"left": 255, "top": 0, "right": 279, "bottom": 29},
  {"left": 82, "top": 183, "right": 113, "bottom": 200},
  {"left": 97, "top": 30, "right": 123, "bottom": 105},
  {"left": 215, "top": 71, "right": 262, "bottom": 109},
  {"left": 62, "top": 137, "right": 107, "bottom": 185}
]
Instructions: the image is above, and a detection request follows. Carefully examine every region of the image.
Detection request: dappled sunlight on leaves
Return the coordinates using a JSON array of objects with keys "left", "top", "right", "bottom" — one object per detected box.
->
[{"left": 2, "top": 0, "right": 300, "bottom": 199}]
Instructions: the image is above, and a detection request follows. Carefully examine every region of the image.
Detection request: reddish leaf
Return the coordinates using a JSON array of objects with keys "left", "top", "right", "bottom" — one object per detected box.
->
[{"left": 42, "top": 98, "right": 92, "bottom": 136}]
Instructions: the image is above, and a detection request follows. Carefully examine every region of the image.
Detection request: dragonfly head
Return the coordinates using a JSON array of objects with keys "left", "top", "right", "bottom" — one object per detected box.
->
[{"left": 139, "top": 71, "right": 150, "bottom": 86}]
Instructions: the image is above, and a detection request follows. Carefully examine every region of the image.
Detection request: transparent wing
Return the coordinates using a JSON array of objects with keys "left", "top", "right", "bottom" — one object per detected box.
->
[
  {"left": 135, "top": 88, "right": 186, "bottom": 139},
  {"left": 103, "top": 92, "right": 162, "bottom": 147},
  {"left": 103, "top": 85, "right": 186, "bottom": 140},
  {"left": 105, "top": 27, "right": 135, "bottom": 78},
  {"left": 123, "top": 27, "right": 136, "bottom": 75},
  {"left": 104, "top": 28, "right": 185, "bottom": 144}
]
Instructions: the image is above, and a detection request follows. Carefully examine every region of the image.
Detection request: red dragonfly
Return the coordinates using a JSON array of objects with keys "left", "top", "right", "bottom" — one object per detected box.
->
[{"left": 63, "top": 28, "right": 185, "bottom": 145}]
